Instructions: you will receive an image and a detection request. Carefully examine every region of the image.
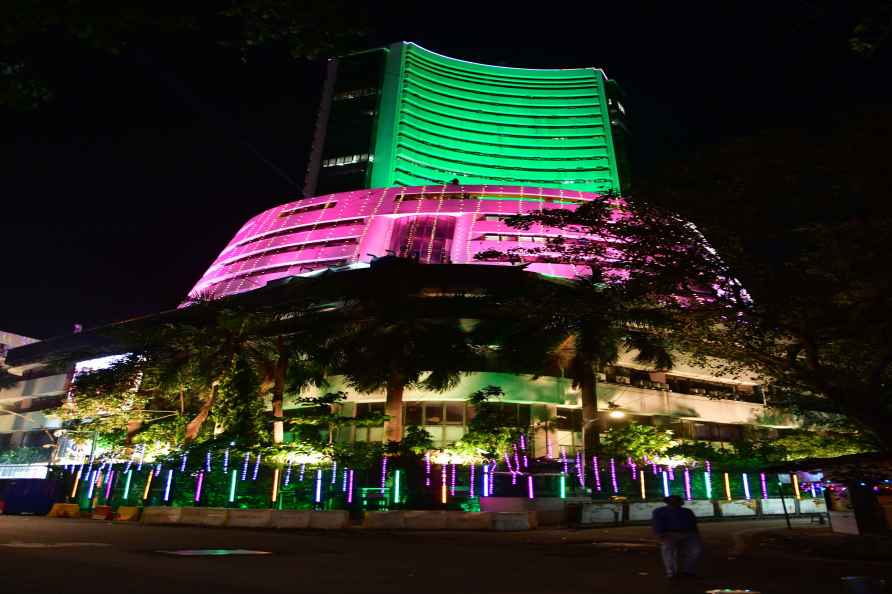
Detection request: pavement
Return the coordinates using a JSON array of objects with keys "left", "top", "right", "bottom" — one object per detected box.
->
[{"left": 0, "top": 515, "right": 888, "bottom": 594}]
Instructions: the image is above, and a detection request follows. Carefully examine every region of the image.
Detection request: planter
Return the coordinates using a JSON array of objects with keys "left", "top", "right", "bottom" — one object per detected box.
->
[
  {"left": 685, "top": 500, "right": 716, "bottom": 518},
  {"left": 91, "top": 505, "right": 113, "bottom": 520},
  {"left": 445, "top": 511, "right": 492, "bottom": 530},
  {"left": 492, "top": 511, "right": 536, "bottom": 531},
  {"left": 225, "top": 508, "right": 272, "bottom": 528},
  {"left": 798, "top": 498, "right": 826, "bottom": 514},
  {"left": 114, "top": 506, "right": 141, "bottom": 521},
  {"left": 271, "top": 510, "right": 311, "bottom": 529},
  {"left": 141, "top": 506, "right": 183, "bottom": 525},
  {"left": 628, "top": 502, "right": 663, "bottom": 522},
  {"left": 758, "top": 498, "right": 799, "bottom": 516},
  {"left": 363, "top": 511, "right": 406, "bottom": 529},
  {"left": 579, "top": 503, "right": 622, "bottom": 525},
  {"left": 718, "top": 500, "right": 757, "bottom": 517},
  {"left": 404, "top": 510, "right": 447, "bottom": 530},
  {"left": 308, "top": 510, "right": 349, "bottom": 530},
  {"left": 47, "top": 503, "right": 80, "bottom": 518}
]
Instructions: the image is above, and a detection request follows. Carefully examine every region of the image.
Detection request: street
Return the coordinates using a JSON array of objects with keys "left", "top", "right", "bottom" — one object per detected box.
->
[{"left": 0, "top": 516, "right": 887, "bottom": 593}]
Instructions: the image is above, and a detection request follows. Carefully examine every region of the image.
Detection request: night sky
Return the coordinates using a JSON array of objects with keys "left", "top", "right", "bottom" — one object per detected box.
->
[{"left": 2, "top": 3, "right": 886, "bottom": 338}]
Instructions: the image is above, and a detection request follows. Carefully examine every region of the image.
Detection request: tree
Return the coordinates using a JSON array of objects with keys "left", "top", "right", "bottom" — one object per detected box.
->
[
  {"left": 600, "top": 423, "right": 677, "bottom": 460},
  {"left": 451, "top": 386, "right": 525, "bottom": 461},
  {"left": 475, "top": 201, "right": 676, "bottom": 460},
  {"left": 631, "top": 108, "right": 892, "bottom": 450},
  {"left": 0, "top": 1, "right": 367, "bottom": 110}
]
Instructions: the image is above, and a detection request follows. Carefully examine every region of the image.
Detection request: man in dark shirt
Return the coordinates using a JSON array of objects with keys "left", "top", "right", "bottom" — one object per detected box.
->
[{"left": 652, "top": 495, "right": 702, "bottom": 578}]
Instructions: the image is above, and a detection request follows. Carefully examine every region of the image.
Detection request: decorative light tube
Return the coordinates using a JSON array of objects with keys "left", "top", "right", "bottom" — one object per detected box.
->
[
  {"left": 380, "top": 457, "right": 388, "bottom": 489},
  {"left": 394, "top": 469, "right": 401, "bottom": 504},
  {"left": 123, "top": 469, "right": 133, "bottom": 500},
  {"left": 760, "top": 472, "right": 768, "bottom": 499},
  {"left": 315, "top": 469, "right": 323, "bottom": 503},
  {"left": 684, "top": 467, "right": 692, "bottom": 501},
  {"left": 527, "top": 474, "right": 535, "bottom": 499},
  {"left": 180, "top": 453, "right": 188, "bottom": 472},
  {"left": 142, "top": 471, "right": 154, "bottom": 500},
  {"left": 482, "top": 465, "right": 490, "bottom": 497},
  {"left": 241, "top": 453, "right": 250, "bottom": 481},
  {"left": 205, "top": 451, "right": 212, "bottom": 473},
  {"left": 228, "top": 469, "right": 237, "bottom": 503},
  {"left": 223, "top": 448, "right": 230, "bottom": 473},
  {"left": 792, "top": 474, "right": 801, "bottom": 499},
  {"left": 163, "top": 469, "right": 174, "bottom": 502},
  {"left": 425, "top": 453, "right": 431, "bottom": 486},
  {"left": 104, "top": 470, "right": 114, "bottom": 501},
  {"left": 331, "top": 461, "right": 337, "bottom": 484},
  {"left": 723, "top": 472, "right": 732, "bottom": 501},
  {"left": 592, "top": 456, "right": 602, "bottom": 492},
  {"left": 559, "top": 473, "right": 566, "bottom": 499},
  {"left": 609, "top": 458, "right": 619, "bottom": 493},
  {"left": 271, "top": 468, "right": 280, "bottom": 503},
  {"left": 450, "top": 464, "right": 456, "bottom": 496},
  {"left": 284, "top": 455, "right": 293, "bottom": 486},
  {"left": 347, "top": 470, "right": 354, "bottom": 504},
  {"left": 441, "top": 465, "right": 447, "bottom": 504},
  {"left": 640, "top": 471, "right": 646, "bottom": 500},
  {"left": 742, "top": 473, "right": 751, "bottom": 500},
  {"left": 469, "top": 464, "right": 475, "bottom": 497},
  {"left": 252, "top": 453, "right": 262, "bottom": 481},
  {"left": 195, "top": 471, "right": 204, "bottom": 503},
  {"left": 662, "top": 470, "right": 670, "bottom": 497}
]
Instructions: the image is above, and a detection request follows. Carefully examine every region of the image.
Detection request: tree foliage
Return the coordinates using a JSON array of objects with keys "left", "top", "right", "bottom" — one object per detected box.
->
[
  {"left": 600, "top": 423, "right": 677, "bottom": 460},
  {"left": 451, "top": 386, "right": 524, "bottom": 460}
]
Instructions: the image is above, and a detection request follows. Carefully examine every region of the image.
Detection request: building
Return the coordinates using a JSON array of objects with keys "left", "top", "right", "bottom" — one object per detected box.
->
[
  {"left": 180, "top": 43, "right": 789, "bottom": 455},
  {"left": 304, "top": 42, "right": 630, "bottom": 197}
]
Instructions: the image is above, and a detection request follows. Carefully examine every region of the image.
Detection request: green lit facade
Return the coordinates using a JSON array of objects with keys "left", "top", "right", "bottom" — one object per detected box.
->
[{"left": 305, "top": 42, "right": 630, "bottom": 196}]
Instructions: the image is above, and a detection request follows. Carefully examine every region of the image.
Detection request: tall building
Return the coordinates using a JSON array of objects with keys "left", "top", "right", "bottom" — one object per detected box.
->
[{"left": 304, "top": 42, "right": 630, "bottom": 197}]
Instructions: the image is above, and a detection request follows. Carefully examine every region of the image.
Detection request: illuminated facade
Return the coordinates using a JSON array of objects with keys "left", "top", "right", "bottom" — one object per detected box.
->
[{"left": 181, "top": 43, "right": 788, "bottom": 452}]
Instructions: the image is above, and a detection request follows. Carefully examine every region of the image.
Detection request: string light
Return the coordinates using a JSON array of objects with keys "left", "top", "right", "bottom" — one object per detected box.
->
[
  {"left": 450, "top": 464, "right": 456, "bottom": 496},
  {"left": 560, "top": 447, "right": 569, "bottom": 475},
  {"left": 342, "top": 469, "right": 348, "bottom": 492},
  {"left": 205, "top": 451, "right": 212, "bottom": 473},
  {"left": 299, "top": 464, "right": 306, "bottom": 482},
  {"left": 180, "top": 453, "right": 188, "bottom": 472},
  {"left": 760, "top": 472, "right": 768, "bottom": 499},
  {"left": 662, "top": 470, "right": 670, "bottom": 497},
  {"left": 742, "top": 473, "right": 751, "bottom": 500},
  {"left": 195, "top": 471, "right": 204, "bottom": 503},
  {"left": 228, "top": 470, "right": 237, "bottom": 503},
  {"left": 123, "top": 469, "right": 133, "bottom": 500},
  {"left": 315, "top": 469, "right": 323, "bottom": 503},
  {"left": 652, "top": 462, "right": 658, "bottom": 475},
  {"left": 284, "top": 455, "right": 293, "bottom": 486},
  {"left": 441, "top": 465, "right": 447, "bottom": 504},
  {"left": 154, "top": 464, "right": 161, "bottom": 477},
  {"left": 380, "top": 457, "right": 388, "bottom": 489},
  {"left": 490, "top": 462, "right": 497, "bottom": 495},
  {"left": 609, "top": 458, "right": 618, "bottom": 493},
  {"left": 527, "top": 474, "right": 535, "bottom": 499},
  {"left": 241, "top": 453, "right": 250, "bottom": 481},
  {"left": 252, "top": 453, "right": 262, "bottom": 481},
  {"left": 576, "top": 452, "right": 585, "bottom": 486},
  {"left": 137, "top": 445, "right": 145, "bottom": 471},
  {"left": 723, "top": 472, "right": 732, "bottom": 501},
  {"left": 683, "top": 467, "right": 692, "bottom": 500},
  {"left": 469, "top": 464, "right": 475, "bottom": 497},
  {"left": 163, "top": 469, "right": 174, "bottom": 502},
  {"left": 331, "top": 461, "right": 337, "bottom": 485},
  {"left": 630, "top": 460, "right": 638, "bottom": 480},
  {"left": 104, "top": 470, "right": 114, "bottom": 501},
  {"left": 223, "top": 448, "right": 230, "bottom": 474},
  {"left": 347, "top": 470, "right": 354, "bottom": 504},
  {"left": 425, "top": 452, "right": 431, "bottom": 486},
  {"left": 592, "top": 456, "right": 602, "bottom": 492}
]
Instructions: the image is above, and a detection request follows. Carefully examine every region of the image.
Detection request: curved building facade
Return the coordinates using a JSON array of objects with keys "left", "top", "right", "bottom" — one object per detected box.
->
[{"left": 188, "top": 185, "right": 599, "bottom": 300}]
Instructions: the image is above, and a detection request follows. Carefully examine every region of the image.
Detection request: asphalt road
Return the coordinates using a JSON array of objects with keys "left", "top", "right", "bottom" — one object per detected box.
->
[{"left": 0, "top": 516, "right": 887, "bottom": 594}]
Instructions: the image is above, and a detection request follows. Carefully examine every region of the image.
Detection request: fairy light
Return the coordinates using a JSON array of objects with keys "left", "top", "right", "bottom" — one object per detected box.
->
[
  {"left": 450, "top": 464, "right": 456, "bottom": 496},
  {"left": 576, "top": 452, "right": 585, "bottom": 486},
  {"left": 163, "top": 469, "right": 173, "bottom": 502},
  {"left": 314, "top": 469, "right": 323, "bottom": 503},
  {"left": 124, "top": 468, "right": 133, "bottom": 501},
  {"left": 347, "top": 470, "right": 354, "bottom": 504},
  {"left": 760, "top": 472, "right": 768, "bottom": 499},
  {"left": 331, "top": 461, "right": 337, "bottom": 484},
  {"left": 559, "top": 473, "right": 567, "bottom": 499},
  {"left": 527, "top": 474, "right": 535, "bottom": 499},
  {"left": 482, "top": 465, "right": 490, "bottom": 497},
  {"left": 252, "top": 453, "right": 262, "bottom": 481},
  {"left": 180, "top": 453, "right": 188, "bottom": 472},
  {"left": 609, "top": 458, "right": 619, "bottom": 493},
  {"left": 228, "top": 469, "right": 237, "bottom": 503},
  {"left": 271, "top": 468, "right": 280, "bottom": 503},
  {"left": 662, "top": 470, "right": 670, "bottom": 497},
  {"left": 723, "top": 472, "right": 732, "bottom": 501},
  {"left": 195, "top": 471, "right": 204, "bottom": 503},
  {"left": 241, "top": 453, "right": 250, "bottom": 480},
  {"left": 104, "top": 470, "right": 114, "bottom": 501},
  {"left": 560, "top": 447, "right": 569, "bottom": 475},
  {"left": 683, "top": 467, "right": 692, "bottom": 500},
  {"left": 469, "top": 464, "right": 476, "bottom": 497},
  {"left": 223, "top": 448, "right": 230, "bottom": 473},
  {"left": 490, "top": 462, "right": 497, "bottom": 495},
  {"left": 143, "top": 470, "right": 154, "bottom": 501},
  {"left": 86, "top": 470, "right": 97, "bottom": 500},
  {"left": 742, "top": 473, "right": 751, "bottom": 500},
  {"left": 441, "top": 465, "right": 447, "bottom": 504},
  {"left": 704, "top": 468, "right": 713, "bottom": 499},
  {"left": 425, "top": 452, "right": 431, "bottom": 486},
  {"left": 205, "top": 451, "right": 212, "bottom": 473},
  {"left": 299, "top": 464, "right": 306, "bottom": 482},
  {"left": 380, "top": 457, "right": 388, "bottom": 489},
  {"left": 792, "top": 474, "right": 801, "bottom": 499},
  {"left": 519, "top": 434, "right": 526, "bottom": 451},
  {"left": 284, "top": 455, "right": 293, "bottom": 486},
  {"left": 70, "top": 468, "right": 82, "bottom": 498},
  {"left": 592, "top": 456, "right": 602, "bottom": 492},
  {"left": 342, "top": 469, "right": 349, "bottom": 492},
  {"left": 639, "top": 471, "right": 646, "bottom": 500},
  {"left": 137, "top": 445, "right": 145, "bottom": 471},
  {"left": 668, "top": 466, "right": 675, "bottom": 481},
  {"left": 630, "top": 460, "right": 638, "bottom": 480}
]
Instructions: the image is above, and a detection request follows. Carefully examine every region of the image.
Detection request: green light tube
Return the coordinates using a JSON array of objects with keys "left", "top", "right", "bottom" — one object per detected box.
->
[
  {"left": 560, "top": 474, "right": 567, "bottom": 499},
  {"left": 394, "top": 469, "right": 401, "bottom": 504},
  {"left": 228, "top": 469, "right": 237, "bottom": 503},
  {"left": 123, "top": 469, "right": 133, "bottom": 500}
]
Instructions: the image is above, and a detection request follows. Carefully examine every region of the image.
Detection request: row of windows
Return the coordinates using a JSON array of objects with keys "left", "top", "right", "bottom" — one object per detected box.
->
[
  {"left": 278, "top": 202, "right": 335, "bottom": 218},
  {"left": 394, "top": 192, "right": 587, "bottom": 205},
  {"left": 236, "top": 218, "right": 366, "bottom": 248},
  {"left": 322, "top": 153, "right": 372, "bottom": 168},
  {"left": 482, "top": 234, "right": 549, "bottom": 243},
  {"left": 223, "top": 238, "right": 359, "bottom": 267}
]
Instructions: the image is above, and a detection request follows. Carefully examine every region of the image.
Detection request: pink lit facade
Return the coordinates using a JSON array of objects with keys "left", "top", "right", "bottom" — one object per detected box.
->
[{"left": 188, "top": 185, "right": 601, "bottom": 300}]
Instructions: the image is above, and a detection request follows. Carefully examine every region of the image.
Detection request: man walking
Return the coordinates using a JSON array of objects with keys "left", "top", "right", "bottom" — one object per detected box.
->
[{"left": 652, "top": 495, "right": 702, "bottom": 578}]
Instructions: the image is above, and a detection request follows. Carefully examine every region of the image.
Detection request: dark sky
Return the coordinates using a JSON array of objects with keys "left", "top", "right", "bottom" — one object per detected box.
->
[{"left": 1, "top": 3, "right": 886, "bottom": 338}]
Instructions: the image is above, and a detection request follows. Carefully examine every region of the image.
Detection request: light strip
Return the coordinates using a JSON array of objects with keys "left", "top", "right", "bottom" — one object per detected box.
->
[
  {"left": 792, "top": 474, "right": 801, "bottom": 499},
  {"left": 527, "top": 474, "right": 534, "bottom": 499},
  {"left": 662, "top": 471, "right": 670, "bottom": 497},
  {"left": 228, "top": 469, "right": 237, "bottom": 503},
  {"left": 123, "top": 469, "right": 133, "bottom": 500},
  {"left": 195, "top": 471, "right": 205, "bottom": 503},
  {"left": 143, "top": 470, "right": 154, "bottom": 500},
  {"left": 271, "top": 468, "right": 280, "bottom": 503},
  {"left": 163, "top": 469, "right": 173, "bottom": 502},
  {"left": 760, "top": 472, "right": 768, "bottom": 499},
  {"left": 639, "top": 470, "right": 646, "bottom": 500},
  {"left": 723, "top": 472, "right": 732, "bottom": 501},
  {"left": 742, "top": 473, "right": 751, "bottom": 500},
  {"left": 683, "top": 467, "right": 692, "bottom": 501},
  {"left": 315, "top": 469, "right": 322, "bottom": 503}
]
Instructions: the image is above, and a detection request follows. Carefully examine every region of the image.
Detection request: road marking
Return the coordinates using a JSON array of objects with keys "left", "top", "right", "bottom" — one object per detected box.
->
[
  {"left": 157, "top": 549, "right": 273, "bottom": 556},
  {"left": 1, "top": 542, "right": 112, "bottom": 548}
]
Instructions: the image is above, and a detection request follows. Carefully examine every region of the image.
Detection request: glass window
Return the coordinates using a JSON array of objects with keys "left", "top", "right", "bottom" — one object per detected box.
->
[
  {"left": 445, "top": 403, "right": 464, "bottom": 424},
  {"left": 424, "top": 403, "right": 443, "bottom": 425},
  {"left": 356, "top": 402, "right": 385, "bottom": 425},
  {"left": 555, "top": 408, "right": 582, "bottom": 431},
  {"left": 405, "top": 403, "right": 423, "bottom": 426}
]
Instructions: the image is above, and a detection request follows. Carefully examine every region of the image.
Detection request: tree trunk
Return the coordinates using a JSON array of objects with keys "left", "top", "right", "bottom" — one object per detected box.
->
[
  {"left": 384, "top": 376, "right": 405, "bottom": 443},
  {"left": 125, "top": 420, "right": 143, "bottom": 446},
  {"left": 580, "top": 355, "right": 600, "bottom": 460},
  {"left": 272, "top": 338, "right": 289, "bottom": 444},
  {"left": 184, "top": 384, "right": 217, "bottom": 442}
]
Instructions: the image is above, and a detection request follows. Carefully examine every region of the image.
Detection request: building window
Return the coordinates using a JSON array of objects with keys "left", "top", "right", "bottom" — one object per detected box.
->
[
  {"left": 333, "top": 88, "right": 378, "bottom": 101},
  {"left": 322, "top": 154, "right": 371, "bottom": 168},
  {"left": 555, "top": 407, "right": 582, "bottom": 432}
]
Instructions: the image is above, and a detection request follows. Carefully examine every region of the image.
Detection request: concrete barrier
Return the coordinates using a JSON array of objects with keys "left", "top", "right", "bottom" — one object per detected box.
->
[
  {"left": 91, "top": 505, "right": 113, "bottom": 520},
  {"left": 759, "top": 498, "right": 799, "bottom": 516},
  {"left": 685, "top": 500, "right": 716, "bottom": 518},
  {"left": 114, "top": 506, "right": 141, "bottom": 521},
  {"left": 445, "top": 511, "right": 492, "bottom": 530},
  {"left": 47, "top": 503, "right": 81, "bottom": 518},
  {"left": 180, "top": 507, "right": 228, "bottom": 527},
  {"left": 363, "top": 511, "right": 406, "bottom": 529},
  {"left": 628, "top": 502, "right": 663, "bottom": 522},
  {"left": 492, "top": 512, "right": 535, "bottom": 531},
  {"left": 226, "top": 508, "right": 273, "bottom": 528},
  {"left": 797, "top": 498, "right": 826, "bottom": 514},
  {"left": 719, "top": 500, "right": 757, "bottom": 517},
  {"left": 271, "top": 510, "right": 311, "bottom": 529},
  {"left": 580, "top": 502, "right": 622, "bottom": 524},
  {"left": 141, "top": 506, "right": 183, "bottom": 525},
  {"left": 308, "top": 510, "right": 350, "bottom": 530},
  {"left": 404, "top": 510, "right": 447, "bottom": 530},
  {"left": 532, "top": 498, "right": 567, "bottom": 526}
]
